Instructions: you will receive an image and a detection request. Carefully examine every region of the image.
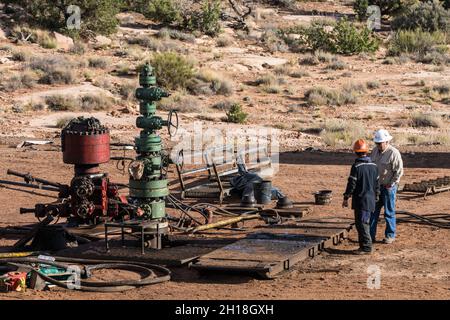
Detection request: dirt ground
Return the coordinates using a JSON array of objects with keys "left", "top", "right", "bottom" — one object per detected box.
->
[{"left": 0, "top": 143, "right": 449, "bottom": 300}]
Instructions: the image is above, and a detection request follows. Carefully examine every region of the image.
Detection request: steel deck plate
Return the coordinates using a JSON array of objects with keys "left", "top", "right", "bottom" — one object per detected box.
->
[{"left": 190, "top": 217, "right": 354, "bottom": 278}]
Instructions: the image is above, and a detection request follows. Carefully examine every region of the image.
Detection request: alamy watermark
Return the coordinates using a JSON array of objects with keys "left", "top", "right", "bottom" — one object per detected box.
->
[{"left": 169, "top": 122, "right": 280, "bottom": 175}]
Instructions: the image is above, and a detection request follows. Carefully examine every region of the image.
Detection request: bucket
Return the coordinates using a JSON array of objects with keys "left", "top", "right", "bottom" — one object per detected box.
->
[
  {"left": 314, "top": 190, "right": 333, "bottom": 205},
  {"left": 253, "top": 180, "right": 272, "bottom": 204}
]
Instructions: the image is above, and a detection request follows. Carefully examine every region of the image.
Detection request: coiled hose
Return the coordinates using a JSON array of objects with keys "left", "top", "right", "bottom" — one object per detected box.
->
[{"left": 0, "top": 256, "right": 171, "bottom": 292}]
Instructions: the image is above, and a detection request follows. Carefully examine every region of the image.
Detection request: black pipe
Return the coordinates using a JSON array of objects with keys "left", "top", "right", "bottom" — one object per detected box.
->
[
  {"left": 7, "top": 170, "right": 66, "bottom": 189},
  {"left": 0, "top": 180, "right": 60, "bottom": 192}
]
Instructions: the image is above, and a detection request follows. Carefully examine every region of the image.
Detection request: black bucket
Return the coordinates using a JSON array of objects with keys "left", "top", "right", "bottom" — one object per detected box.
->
[
  {"left": 253, "top": 180, "right": 272, "bottom": 205},
  {"left": 314, "top": 190, "right": 333, "bottom": 205}
]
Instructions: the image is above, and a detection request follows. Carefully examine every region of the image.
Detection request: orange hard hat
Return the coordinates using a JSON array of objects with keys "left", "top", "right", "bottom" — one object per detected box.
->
[{"left": 353, "top": 139, "right": 369, "bottom": 153}]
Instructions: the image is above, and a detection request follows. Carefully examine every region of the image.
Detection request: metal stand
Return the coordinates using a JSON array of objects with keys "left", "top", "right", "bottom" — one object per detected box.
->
[{"left": 104, "top": 219, "right": 168, "bottom": 254}]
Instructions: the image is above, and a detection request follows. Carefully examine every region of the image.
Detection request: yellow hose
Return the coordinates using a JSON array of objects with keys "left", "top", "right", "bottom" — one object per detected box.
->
[{"left": 0, "top": 252, "right": 37, "bottom": 259}]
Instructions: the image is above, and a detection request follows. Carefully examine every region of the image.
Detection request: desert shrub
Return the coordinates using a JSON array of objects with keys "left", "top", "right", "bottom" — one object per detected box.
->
[
  {"left": 282, "top": 18, "right": 379, "bottom": 54},
  {"left": 39, "top": 68, "right": 76, "bottom": 85},
  {"left": 433, "top": 84, "right": 450, "bottom": 94},
  {"left": 189, "top": 69, "right": 234, "bottom": 96},
  {"left": 366, "top": 80, "right": 381, "bottom": 89},
  {"left": 332, "top": 18, "right": 379, "bottom": 54},
  {"left": 262, "top": 84, "right": 282, "bottom": 94},
  {"left": 56, "top": 116, "right": 75, "bottom": 128},
  {"left": 419, "top": 50, "right": 450, "bottom": 64},
  {"left": 31, "top": 57, "right": 77, "bottom": 84},
  {"left": 315, "top": 50, "right": 336, "bottom": 63},
  {"left": 0, "top": 71, "right": 37, "bottom": 92},
  {"left": 305, "top": 83, "right": 365, "bottom": 106},
  {"left": 88, "top": 57, "right": 109, "bottom": 69},
  {"left": 326, "top": 59, "right": 347, "bottom": 70},
  {"left": 37, "top": 32, "right": 57, "bottom": 49},
  {"left": 410, "top": 113, "right": 444, "bottom": 127},
  {"left": 11, "top": 50, "right": 30, "bottom": 62},
  {"left": 127, "top": 34, "right": 179, "bottom": 52},
  {"left": 45, "top": 95, "right": 79, "bottom": 111},
  {"left": 158, "top": 94, "right": 202, "bottom": 112},
  {"left": 354, "top": 0, "right": 369, "bottom": 21},
  {"left": 261, "top": 29, "right": 289, "bottom": 53},
  {"left": 139, "top": 0, "right": 182, "bottom": 25},
  {"left": 388, "top": 29, "right": 448, "bottom": 56},
  {"left": 183, "top": 0, "right": 222, "bottom": 36},
  {"left": 226, "top": 103, "right": 248, "bottom": 124},
  {"left": 320, "top": 119, "right": 368, "bottom": 148},
  {"left": 151, "top": 52, "right": 195, "bottom": 90},
  {"left": 157, "top": 28, "right": 196, "bottom": 42},
  {"left": 392, "top": 0, "right": 450, "bottom": 32},
  {"left": 81, "top": 94, "right": 113, "bottom": 111},
  {"left": 299, "top": 53, "right": 320, "bottom": 65},
  {"left": 13, "top": 0, "right": 119, "bottom": 36},
  {"left": 216, "top": 35, "right": 233, "bottom": 47},
  {"left": 289, "top": 70, "right": 310, "bottom": 78},
  {"left": 119, "top": 81, "right": 137, "bottom": 100},
  {"left": 70, "top": 42, "right": 87, "bottom": 55},
  {"left": 212, "top": 100, "right": 235, "bottom": 111}
]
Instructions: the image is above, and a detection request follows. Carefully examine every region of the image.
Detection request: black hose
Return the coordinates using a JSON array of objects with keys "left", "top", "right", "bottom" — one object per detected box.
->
[
  {"left": 1, "top": 256, "right": 171, "bottom": 292},
  {"left": 397, "top": 211, "right": 450, "bottom": 229}
]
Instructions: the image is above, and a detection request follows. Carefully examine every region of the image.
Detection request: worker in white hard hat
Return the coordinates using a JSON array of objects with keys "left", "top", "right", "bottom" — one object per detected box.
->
[{"left": 370, "top": 129, "right": 404, "bottom": 244}]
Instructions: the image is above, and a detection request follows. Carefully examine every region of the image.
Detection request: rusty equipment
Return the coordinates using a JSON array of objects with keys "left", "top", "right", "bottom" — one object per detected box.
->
[
  {"left": 5, "top": 117, "right": 127, "bottom": 225},
  {"left": 401, "top": 176, "right": 450, "bottom": 199}
]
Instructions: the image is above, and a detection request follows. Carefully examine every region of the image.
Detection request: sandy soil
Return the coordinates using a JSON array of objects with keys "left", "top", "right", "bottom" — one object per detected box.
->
[{"left": 0, "top": 144, "right": 448, "bottom": 300}]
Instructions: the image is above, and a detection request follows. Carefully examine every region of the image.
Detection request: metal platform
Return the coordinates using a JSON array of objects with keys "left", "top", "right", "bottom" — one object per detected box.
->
[
  {"left": 57, "top": 235, "right": 236, "bottom": 267},
  {"left": 190, "top": 217, "right": 354, "bottom": 279}
]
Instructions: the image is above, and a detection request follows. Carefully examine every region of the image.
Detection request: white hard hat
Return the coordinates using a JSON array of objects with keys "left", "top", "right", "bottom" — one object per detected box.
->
[{"left": 374, "top": 129, "right": 393, "bottom": 143}]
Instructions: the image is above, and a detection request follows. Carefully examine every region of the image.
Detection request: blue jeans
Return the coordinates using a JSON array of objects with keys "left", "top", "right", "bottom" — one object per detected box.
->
[{"left": 370, "top": 184, "right": 397, "bottom": 240}]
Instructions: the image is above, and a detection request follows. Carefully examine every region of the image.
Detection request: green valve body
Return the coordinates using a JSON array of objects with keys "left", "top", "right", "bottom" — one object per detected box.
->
[{"left": 129, "top": 64, "right": 171, "bottom": 220}]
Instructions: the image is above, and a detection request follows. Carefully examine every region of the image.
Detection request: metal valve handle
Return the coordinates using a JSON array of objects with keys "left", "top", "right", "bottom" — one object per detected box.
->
[{"left": 167, "top": 110, "right": 179, "bottom": 137}]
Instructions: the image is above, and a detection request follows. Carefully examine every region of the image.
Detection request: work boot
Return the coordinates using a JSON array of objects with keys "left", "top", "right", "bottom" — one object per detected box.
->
[
  {"left": 276, "top": 196, "right": 294, "bottom": 209},
  {"left": 382, "top": 237, "right": 395, "bottom": 244},
  {"left": 354, "top": 248, "right": 372, "bottom": 255}
]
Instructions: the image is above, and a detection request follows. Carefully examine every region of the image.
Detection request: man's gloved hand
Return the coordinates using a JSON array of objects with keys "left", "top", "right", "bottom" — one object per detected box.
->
[
  {"left": 375, "top": 194, "right": 380, "bottom": 203},
  {"left": 342, "top": 198, "right": 349, "bottom": 208}
]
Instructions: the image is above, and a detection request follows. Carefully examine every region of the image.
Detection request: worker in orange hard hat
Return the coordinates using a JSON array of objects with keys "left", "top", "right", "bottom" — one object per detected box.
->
[{"left": 343, "top": 139, "right": 380, "bottom": 254}]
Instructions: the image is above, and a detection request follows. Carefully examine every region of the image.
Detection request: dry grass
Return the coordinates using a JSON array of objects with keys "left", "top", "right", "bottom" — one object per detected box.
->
[
  {"left": 0, "top": 71, "right": 37, "bottom": 92},
  {"left": 29, "top": 56, "right": 77, "bottom": 85},
  {"left": 410, "top": 113, "right": 444, "bottom": 128},
  {"left": 192, "top": 69, "right": 234, "bottom": 96},
  {"left": 45, "top": 95, "right": 79, "bottom": 112},
  {"left": 320, "top": 119, "right": 368, "bottom": 148},
  {"left": 88, "top": 57, "right": 109, "bottom": 69},
  {"left": 159, "top": 93, "right": 202, "bottom": 113},
  {"left": 305, "top": 83, "right": 366, "bottom": 106},
  {"left": 55, "top": 116, "right": 75, "bottom": 128}
]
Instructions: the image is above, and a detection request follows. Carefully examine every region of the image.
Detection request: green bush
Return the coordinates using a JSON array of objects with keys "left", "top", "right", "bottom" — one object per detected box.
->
[
  {"left": 151, "top": 52, "right": 195, "bottom": 90},
  {"left": 283, "top": 18, "right": 379, "bottom": 54},
  {"left": 332, "top": 18, "right": 379, "bottom": 54},
  {"left": 392, "top": 0, "right": 450, "bottom": 32},
  {"left": 184, "top": 0, "right": 222, "bottom": 36},
  {"left": 12, "top": 0, "right": 119, "bottom": 36},
  {"left": 141, "top": 0, "right": 182, "bottom": 25},
  {"left": 388, "top": 29, "right": 448, "bottom": 56},
  {"left": 226, "top": 103, "right": 248, "bottom": 124},
  {"left": 354, "top": 0, "right": 369, "bottom": 21}
]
